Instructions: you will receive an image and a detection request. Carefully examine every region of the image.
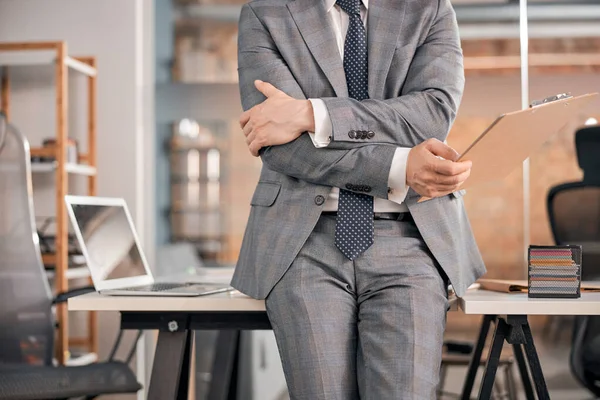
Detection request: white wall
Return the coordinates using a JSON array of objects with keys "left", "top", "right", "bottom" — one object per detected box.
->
[{"left": 0, "top": 1, "right": 154, "bottom": 398}]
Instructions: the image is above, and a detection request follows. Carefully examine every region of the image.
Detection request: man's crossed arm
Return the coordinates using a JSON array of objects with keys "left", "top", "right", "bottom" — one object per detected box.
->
[{"left": 237, "top": 1, "right": 471, "bottom": 199}]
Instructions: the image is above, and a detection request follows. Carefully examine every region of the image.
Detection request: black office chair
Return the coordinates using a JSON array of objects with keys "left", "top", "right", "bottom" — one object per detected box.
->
[
  {"left": 571, "top": 316, "right": 600, "bottom": 397},
  {"left": 547, "top": 126, "right": 600, "bottom": 281},
  {"left": 546, "top": 125, "right": 600, "bottom": 397},
  {"left": 0, "top": 112, "right": 142, "bottom": 399}
]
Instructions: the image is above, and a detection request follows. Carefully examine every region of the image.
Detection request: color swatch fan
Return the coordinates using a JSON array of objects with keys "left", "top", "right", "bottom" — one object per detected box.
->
[{"left": 528, "top": 245, "right": 582, "bottom": 298}]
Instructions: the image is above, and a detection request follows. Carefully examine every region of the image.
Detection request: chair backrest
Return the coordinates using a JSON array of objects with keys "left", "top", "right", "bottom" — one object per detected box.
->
[
  {"left": 548, "top": 126, "right": 600, "bottom": 281},
  {"left": 556, "top": 126, "right": 600, "bottom": 396},
  {"left": 547, "top": 182, "right": 600, "bottom": 280},
  {"left": 576, "top": 126, "right": 600, "bottom": 184},
  {"left": 0, "top": 113, "right": 54, "bottom": 366}
]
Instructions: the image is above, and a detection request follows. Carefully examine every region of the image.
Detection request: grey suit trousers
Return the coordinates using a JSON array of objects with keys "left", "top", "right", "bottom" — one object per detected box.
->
[{"left": 265, "top": 215, "right": 449, "bottom": 400}]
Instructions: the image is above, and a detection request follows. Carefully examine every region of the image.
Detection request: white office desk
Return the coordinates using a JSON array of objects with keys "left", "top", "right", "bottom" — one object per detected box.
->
[
  {"left": 68, "top": 290, "right": 459, "bottom": 400},
  {"left": 69, "top": 288, "right": 597, "bottom": 400},
  {"left": 68, "top": 291, "right": 459, "bottom": 312},
  {"left": 458, "top": 290, "right": 600, "bottom": 400},
  {"left": 459, "top": 290, "right": 600, "bottom": 315},
  {"left": 68, "top": 290, "right": 266, "bottom": 312},
  {"left": 69, "top": 291, "right": 269, "bottom": 400}
]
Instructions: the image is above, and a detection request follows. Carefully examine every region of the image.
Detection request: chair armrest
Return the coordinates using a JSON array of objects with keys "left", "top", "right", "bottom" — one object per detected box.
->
[{"left": 53, "top": 286, "right": 95, "bottom": 304}]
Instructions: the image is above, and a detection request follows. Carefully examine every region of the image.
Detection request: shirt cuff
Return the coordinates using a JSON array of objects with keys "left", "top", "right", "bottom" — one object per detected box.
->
[
  {"left": 387, "top": 147, "right": 411, "bottom": 204},
  {"left": 307, "top": 99, "right": 332, "bottom": 148}
]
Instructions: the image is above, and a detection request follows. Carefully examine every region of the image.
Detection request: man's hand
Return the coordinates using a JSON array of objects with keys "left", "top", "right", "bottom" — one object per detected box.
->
[
  {"left": 406, "top": 139, "right": 472, "bottom": 198},
  {"left": 239, "top": 80, "right": 315, "bottom": 157}
]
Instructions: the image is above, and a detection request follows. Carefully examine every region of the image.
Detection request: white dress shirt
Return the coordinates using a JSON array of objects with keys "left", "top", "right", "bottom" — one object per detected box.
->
[{"left": 308, "top": 0, "right": 410, "bottom": 212}]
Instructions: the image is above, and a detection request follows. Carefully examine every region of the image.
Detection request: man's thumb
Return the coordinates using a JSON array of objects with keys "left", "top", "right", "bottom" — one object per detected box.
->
[
  {"left": 426, "top": 139, "right": 460, "bottom": 162},
  {"left": 255, "top": 80, "right": 280, "bottom": 98}
]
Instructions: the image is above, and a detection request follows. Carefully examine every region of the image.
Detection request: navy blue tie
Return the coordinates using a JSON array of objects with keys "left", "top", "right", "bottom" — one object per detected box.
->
[{"left": 334, "top": 0, "right": 373, "bottom": 260}]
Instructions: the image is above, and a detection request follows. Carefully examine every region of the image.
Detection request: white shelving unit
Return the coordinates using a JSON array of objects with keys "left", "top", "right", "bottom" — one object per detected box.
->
[
  {"left": 0, "top": 51, "right": 97, "bottom": 76},
  {"left": 31, "top": 161, "right": 97, "bottom": 176},
  {"left": 0, "top": 41, "right": 98, "bottom": 365},
  {"left": 46, "top": 265, "right": 91, "bottom": 280}
]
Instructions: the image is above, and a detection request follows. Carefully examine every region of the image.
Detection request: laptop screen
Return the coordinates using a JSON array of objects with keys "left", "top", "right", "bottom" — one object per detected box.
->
[{"left": 70, "top": 203, "right": 148, "bottom": 281}]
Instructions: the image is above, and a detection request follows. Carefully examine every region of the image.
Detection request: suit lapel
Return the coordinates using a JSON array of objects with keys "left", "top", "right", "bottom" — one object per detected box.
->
[
  {"left": 287, "top": 0, "right": 348, "bottom": 97},
  {"left": 367, "top": 0, "right": 406, "bottom": 99}
]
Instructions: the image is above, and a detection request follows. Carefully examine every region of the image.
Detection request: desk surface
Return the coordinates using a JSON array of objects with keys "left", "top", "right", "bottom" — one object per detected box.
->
[
  {"left": 459, "top": 290, "right": 600, "bottom": 315},
  {"left": 69, "top": 289, "right": 600, "bottom": 316},
  {"left": 68, "top": 291, "right": 460, "bottom": 313},
  {"left": 68, "top": 291, "right": 267, "bottom": 312}
]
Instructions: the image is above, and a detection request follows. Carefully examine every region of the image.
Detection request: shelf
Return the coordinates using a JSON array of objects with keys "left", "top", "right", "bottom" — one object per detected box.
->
[
  {"left": 169, "top": 206, "right": 221, "bottom": 213},
  {"left": 31, "top": 161, "right": 97, "bottom": 176},
  {"left": 65, "top": 352, "right": 98, "bottom": 367},
  {"left": 1, "top": 41, "right": 99, "bottom": 366},
  {"left": 0, "top": 51, "right": 97, "bottom": 76},
  {"left": 174, "top": 4, "right": 242, "bottom": 23},
  {"left": 42, "top": 253, "right": 87, "bottom": 267},
  {"left": 46, "top": 266, "right": 91, "bottom": 280}
]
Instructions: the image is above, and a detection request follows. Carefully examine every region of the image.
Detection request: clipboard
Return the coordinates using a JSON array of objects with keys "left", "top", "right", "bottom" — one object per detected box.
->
[{"left": 418, "top": 92, "right": 599, "bottom": 202}]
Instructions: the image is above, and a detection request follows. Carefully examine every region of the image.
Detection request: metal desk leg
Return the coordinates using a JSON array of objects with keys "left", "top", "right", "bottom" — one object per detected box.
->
[
  {"left": 148, "top": 330, "right": 193, "bottom": 400},
  {"left": 461, "top": 315, "right": 496, "bottom": 400},
  {"left": 478, "top": 318, "right": 509, "bottom": 400},
  {"left": 207, "top": 330, "right": 241, "bottom": 400},
  {"left": 512, "top": 343, "right": 535, "bottom": 400},
  {"left": 522, "top": 321, "right": 550, "bottom": 400}
]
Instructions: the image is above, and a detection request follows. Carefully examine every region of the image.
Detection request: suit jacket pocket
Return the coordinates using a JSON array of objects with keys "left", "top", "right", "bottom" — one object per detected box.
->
[{"left": 250, "top": 181, "right": 281, "bottom": 207}]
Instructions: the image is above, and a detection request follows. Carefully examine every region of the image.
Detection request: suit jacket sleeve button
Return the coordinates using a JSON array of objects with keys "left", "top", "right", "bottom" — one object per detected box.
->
[
  {"left": 367, "top": 130, "right": 375, "bottom": 139},
  {"left": 348, "top": 130, "right": 356, "bottom": 139},
  {"left": 364, "top": 186, "right": 372, "bottom": 193},
  {"left": 315, "top": 195, "right": 325, "bottom": 206},
  {"left": 345, "top": 183, "right": 353, "bottom": 190}
]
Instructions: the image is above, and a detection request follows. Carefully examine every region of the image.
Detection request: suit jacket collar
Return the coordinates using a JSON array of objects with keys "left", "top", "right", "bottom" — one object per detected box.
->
[
  {"left": 288, "top": 0, "right": 405, "bottom": 99},
  {"left": 287, "top": 0, "right": 348, "bottom": 97}
]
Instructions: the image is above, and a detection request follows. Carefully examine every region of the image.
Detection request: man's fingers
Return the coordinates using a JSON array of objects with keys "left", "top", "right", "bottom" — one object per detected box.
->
[
  {"left": 243, "top": 120, "right": 253, "bottom": 138},
  {"left": 255, "top": 80, "right": 281, "bottom": 98},
  {"left": 425, "top": 139, "right": 460, "bottom": 162},
  {"left": 245, "top": 129, "right": 256, "bottom": 146},
  {"left": 431, "top": 168, "right": 470, "bottom": 187},
  {"left": 239, "top": 109, "right": 251, "bottom": 128},
  {"left": 248, "top": 140, "right": 262, "bottom": 157},
  {"left": 430, "top": 157, "right": 472, "bottom": 176}
]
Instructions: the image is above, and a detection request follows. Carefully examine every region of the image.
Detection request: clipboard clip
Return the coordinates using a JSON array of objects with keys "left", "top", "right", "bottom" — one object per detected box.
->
[{"left": 530, "top": 92, "right": 573, "bottom": 108}]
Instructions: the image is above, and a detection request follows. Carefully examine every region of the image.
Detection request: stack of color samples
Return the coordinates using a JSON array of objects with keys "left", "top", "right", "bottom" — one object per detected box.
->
[{"left": 528, "top": 245, "right": 582, "bottom": 298}]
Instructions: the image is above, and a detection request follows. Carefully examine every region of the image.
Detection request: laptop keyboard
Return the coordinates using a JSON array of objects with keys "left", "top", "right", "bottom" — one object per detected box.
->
[{"left": 123, "top": 282, "right": 191, "bottom": 292}]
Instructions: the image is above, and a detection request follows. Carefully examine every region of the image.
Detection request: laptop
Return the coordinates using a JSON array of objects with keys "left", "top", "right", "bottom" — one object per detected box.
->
[{"left": 65, "top": 195, "right": 234, "bottom": 297}]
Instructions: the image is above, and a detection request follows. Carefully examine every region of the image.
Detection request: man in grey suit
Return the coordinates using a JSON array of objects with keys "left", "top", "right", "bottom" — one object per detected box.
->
[{"left": 233, "top": 0, "right": 486, "bottom": 398}]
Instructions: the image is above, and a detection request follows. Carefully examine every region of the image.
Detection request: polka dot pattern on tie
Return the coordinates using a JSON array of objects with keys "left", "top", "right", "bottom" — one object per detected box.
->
[{"left": 334, "top": 0, "right": 374, "bottom": 260}]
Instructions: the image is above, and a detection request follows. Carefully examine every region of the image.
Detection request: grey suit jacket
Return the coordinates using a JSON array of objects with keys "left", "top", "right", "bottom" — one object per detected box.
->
[{"left": 232, "top": 0, "right": 486, "bottom": 299}]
